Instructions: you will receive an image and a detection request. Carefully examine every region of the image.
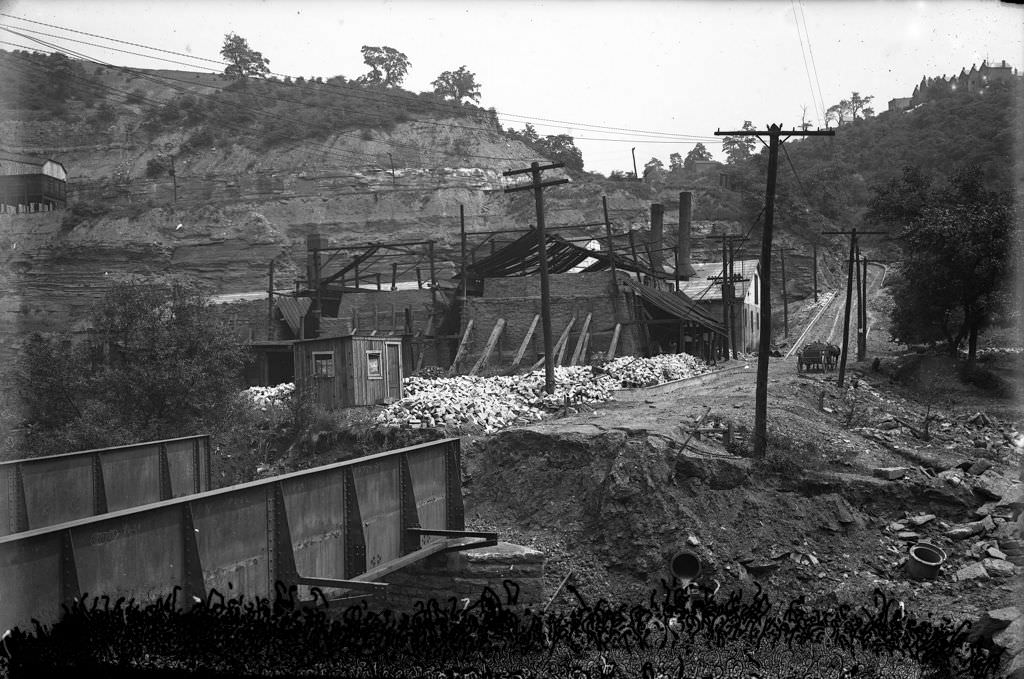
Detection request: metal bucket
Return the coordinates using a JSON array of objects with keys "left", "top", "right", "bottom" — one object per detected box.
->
[
  {"left": 669, "top": 551, "right": 703, "bottom": 584},
  {"left": 906, "top": 543, "right": 946, "bottom": 580}
]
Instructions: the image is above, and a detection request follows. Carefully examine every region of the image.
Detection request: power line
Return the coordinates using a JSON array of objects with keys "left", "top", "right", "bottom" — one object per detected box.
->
[
  {"left": 790, "top": 0, "right": 821, "bottom": 124},
  {"left": 798, "top": 0, "right": 828, "bottom": 125}
]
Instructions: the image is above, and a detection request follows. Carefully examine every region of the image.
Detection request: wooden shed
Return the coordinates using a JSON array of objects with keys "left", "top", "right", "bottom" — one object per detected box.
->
[{"left": 293, "top": 333, "right": 412, "bottom": 409}]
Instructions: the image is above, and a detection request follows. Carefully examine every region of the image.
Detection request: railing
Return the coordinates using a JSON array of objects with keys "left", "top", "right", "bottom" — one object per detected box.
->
[
  {"left": 0, "top": 435, "right": 212, "bottom": 537},
  {"left": 0, "top": 438, "right": 492, "bottom": 633}
]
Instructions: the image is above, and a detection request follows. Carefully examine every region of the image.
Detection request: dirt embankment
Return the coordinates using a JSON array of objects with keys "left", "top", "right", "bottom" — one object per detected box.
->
[{"left": 464, "top": 353, "right": 1023, "bottom": 627}]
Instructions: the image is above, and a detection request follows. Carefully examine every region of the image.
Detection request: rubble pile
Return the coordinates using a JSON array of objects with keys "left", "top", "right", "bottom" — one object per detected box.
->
[
  {"left": 375, "top": 367, "right": 618, "bottom": 433},
  {"left": 376, "top": 353, "right": 714, "bottom": 433},
  {"left": 603, "top": 352, "right": 711, "bottom": 388},
  {"left": 240, "top": 382, "right": 295, "bottom": 410}
]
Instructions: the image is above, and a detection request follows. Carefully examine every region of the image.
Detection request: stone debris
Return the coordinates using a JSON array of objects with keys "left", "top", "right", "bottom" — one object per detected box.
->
[
  {"left": 906, "top": 513, "right": 936, "bottom": 527},
  {"left": 982, "top": 557, "right": 1017, "bottom": 578},
  {"left": 375, "top": 354, "right": 712, "bottom": 433},
  {"left": 953, "top": 561, "right": 989, "bottom": 581},
  {"left": 873, "top": 466, "right": 909, "bottom": 480}
]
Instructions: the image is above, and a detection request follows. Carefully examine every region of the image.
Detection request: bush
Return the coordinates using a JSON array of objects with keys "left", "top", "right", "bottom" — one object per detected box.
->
[
  {"left": 958, "top": 362, "right": 1012, "bottom": 396},
  {"left": 61, "top": 201, "right": 110, "bottom": 230},
  {"left": 145, "top": 157, "right": 168, "bottom": 178},
  {"left": 752, "top": 429, "right": 824, "bottom": 476}
]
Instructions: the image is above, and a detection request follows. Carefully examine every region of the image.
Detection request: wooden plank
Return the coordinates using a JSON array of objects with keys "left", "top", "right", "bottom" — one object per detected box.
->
[
  {"left": 568, "top": 313, "right": 592, "bottom": 366},
  {"left": 536, "top": 319, "right": 577, "bottom": 372},
  {"left": 468, "top": 319, "right": 506, "bottom": 376},
  {"left": 606, "top": 323, "right": 622, "bottom": 361},
  {"left": 415, "top": 314, "right": 434, "bottom": 371},
  {"left": 447, "top": 319, "right": 474, "bottom": 375},
  {"left": 510, "top": 314, "right": 540, "bottom": 371},
  {"left": 580, "top": 332, "right": 591, "bottom": 365}
]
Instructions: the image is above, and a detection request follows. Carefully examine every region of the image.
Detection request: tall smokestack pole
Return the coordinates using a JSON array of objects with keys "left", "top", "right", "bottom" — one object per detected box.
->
[
  {"left": 650, "top": 203, "right": 664, "bottom": 278},
  {"left": 678, "top": 192, "right": 695, "bottom": 282}
]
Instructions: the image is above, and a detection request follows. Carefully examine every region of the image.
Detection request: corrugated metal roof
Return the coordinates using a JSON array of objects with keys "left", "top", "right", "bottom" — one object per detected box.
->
[
  {"left": 677, "top": 259, "right": 759, "bottom": 302},
  {"left": 626, "top": 279, "right": 727, "bottom": 336},
  {"left": 463, "top": 230, "right": 654, "bottom": 279}
]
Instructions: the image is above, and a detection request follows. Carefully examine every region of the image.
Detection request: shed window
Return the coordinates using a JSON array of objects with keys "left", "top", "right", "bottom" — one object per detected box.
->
[
  {"left": 312, "top": 351, "right": 335, "bottom": 378},
  {"left": 366, "top": 351, "right": 383, "bottom": 379}
]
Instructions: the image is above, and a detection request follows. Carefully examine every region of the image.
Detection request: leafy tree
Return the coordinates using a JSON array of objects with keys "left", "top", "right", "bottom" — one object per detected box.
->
[
  {"left": 683, "top": 143, "right": 713, "bottom": 169},
  {"left": 721, "top": 121, "right": 756, "bottom": 164},
  {"left": 432, "top": 66, "right": 481, "bottom": 103},
  {"left": 359, "top": 45, "right": 411, "bottom": 87},
  {"left": 534, "top": 134, "right": 584, "bottom": 174},
  {"left": 825, "top": 92, "right": 875, "bottom": 126},
  {"left": 885, "top": 167, "right": 1012, "bottom": 360},
  {"left": 642, "top": 157, "right": 665, "bottom": 183},
  {"left": 668, "top": 153, "right": 683, "bottom": 172},
  {"left": 220, "top": 33, "right": 270, "bottom": 80},
  {"left": 865, "top": 165, "right": 933, "bottom": 229},
  {"left": 15, "top": 277, "right": 248, "bottom": 455}
]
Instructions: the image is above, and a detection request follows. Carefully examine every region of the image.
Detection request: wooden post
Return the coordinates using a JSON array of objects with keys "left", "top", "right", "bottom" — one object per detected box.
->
[
  {"left": 629, "top": 230, "right": 640, "bottom": 268},
  {"left": 510, "top": 314, "right": 540, "bottom": 372},
  {"left": 459, "top": 204, "right": 467, "bottom": 301},
  {"left": 448, "top": 319, "right": 475, "bottom": 375},
  {"left": 416, "top": 268, "right": 422, "bottom": 289},
  {"left": 531, "top": 317, "right": 575, "bottom": 371},
  {"left": 606, "top": 323, "right": 622, "bottom": 360},
  {"left": 812, "top": 243, "right": 818, "bottom": 303},
  {"left": 580, "top": 332, "right": 591, "bottom": 365},
  {"left": 554, "top": 318, "right": 576, "bottom": 366},
  {"left": 428, "top": 241, "right": 437, "bottom": 311},
  {"left": 376, "top": 273, "right": 382, "bottom": 291},
  {"left": 391, "top": 263, "right": 398, "bottom": 291},
  {"left": 469, "top": 319, "right": 506, "bottom": 375},
  {"left": 267, "top": 260, "right": 275, "bottom": 341},
  {"left": 569, "top": 313, "right": 592, "bottom": 365},
  {"left": 603, "top": 196, "right": 620, "bottom": 316},
  {"left": 415, "top": 314, "right": 434, "bottom": 371}
]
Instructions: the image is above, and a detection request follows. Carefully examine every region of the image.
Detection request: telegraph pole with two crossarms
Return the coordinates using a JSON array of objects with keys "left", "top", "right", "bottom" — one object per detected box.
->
[
  {"left": 504, "top": 162, "right": 569, "bottom": 394},
  {"left": 716, "top": 124, "right": 834, "bottom": 458},
  {"left": 822, "top": 228, "right": 885, "bottom": 387},
  {"left": 708, "top": 235, "right": 750, "bottom": 360}
]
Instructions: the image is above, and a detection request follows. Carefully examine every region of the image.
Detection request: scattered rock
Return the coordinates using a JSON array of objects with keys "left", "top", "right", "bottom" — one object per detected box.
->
[
  {"left": 972, "top": 471, "right": 1015, "bottom": 501},
  {"left": 877, "top": 420, "right": 899, "bottom": 431},
  {"left": 954, "top": 562, "right": 989, "bottom": 581},
  {"left": 907, "top": 514, "right": 936, "bottom": 527},
  {"left": 897, "top": 531, "right": 921, "bottom": 540},
  {"left": 967, "top": 605, "right": 1020, "bottom": 642},
  {"left": 686, "top": 535, "right": 700, "bottom": 547},
  {"left": 874, "top": 467, "right": 909, "bottom": 481},
  {"left": 968, "top": 459, "right": 994, "bottom": 476},
  {"left": 888, "top": 522, "right": 907, "bottom": 532},
  {"left": 987, "top": 546, "right": 1008, "bottom": 560},
  {"left": 983, "top": 558, "right": 1017, "bottom": 578},
  {"left": 946, "top": 522, "right": 986, "bottom": 540}
]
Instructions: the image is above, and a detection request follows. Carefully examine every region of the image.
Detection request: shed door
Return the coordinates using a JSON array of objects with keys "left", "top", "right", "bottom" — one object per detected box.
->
[{"left": 384, "top": 342, "right": 402, "bottom": 400}]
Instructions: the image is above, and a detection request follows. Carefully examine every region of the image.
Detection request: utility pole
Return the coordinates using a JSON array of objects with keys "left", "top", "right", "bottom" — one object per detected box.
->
[
  {"left": 631, "top": 147, "right": 639, "bottom": 180},
  {"left": 855, "top": 243, "right": 863, "bottom": 361},
  {"left": 602, "top": 196, "right": 619, "bottom": 317},
  {"left": 459, "top": 204, "right": 468, "bottom": 302},
  {"left": 267, "top": 259, "right": 274, "bottom": 341},
  {"left": 169, "top": 155, "right": 177, "bottom": 203},
  {"left": 822, "top": 228, "right": 885, "bottom": 387},
  {"left": 717, "top": 124, "right": 834, "bottom": 458},
  {"left": 708, "top": 234, "right": 749, "bottom": 361},
  {"left": 812, "top": 242, "right": 818, "bottom": 303},
  {"left": 776, "top": 246, "right": 795, "bottom": 338},
  {"left": 504, "top": 162, "right": 569, "bottom": 394},
  {"left": 388, "top": 152, "right": 396, "bottom": 186},
  {"left": 859, "top": 253, "right": 869, "bottom": 361}
]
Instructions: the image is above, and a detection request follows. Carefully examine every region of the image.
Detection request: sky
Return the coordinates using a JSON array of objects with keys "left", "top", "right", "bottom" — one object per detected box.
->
[{"left": 0, "top": 0, "right": 1021, "bottom": 175}]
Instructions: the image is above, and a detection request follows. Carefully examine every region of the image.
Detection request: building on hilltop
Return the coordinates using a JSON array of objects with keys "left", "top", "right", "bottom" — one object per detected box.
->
[
  {"left": 908, "top": 60, "right": 1019, "bottom": 107},
  {"left": 0, "top": 152, "right": 67, "bottom": 213},
  {"left": 887, "top": 97, "right": 913, "bottom": 113}
]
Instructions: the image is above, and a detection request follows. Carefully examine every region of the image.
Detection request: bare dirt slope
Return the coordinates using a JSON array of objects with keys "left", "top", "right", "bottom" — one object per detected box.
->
[{"left": 464, "top": 292, "right": 1023, "bottom": 628}]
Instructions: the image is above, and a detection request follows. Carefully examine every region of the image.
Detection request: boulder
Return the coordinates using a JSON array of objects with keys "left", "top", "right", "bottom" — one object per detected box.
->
[
  {"left": 907, "top": 513, "right": 936, "bottom": 527},
  {"left": 972, "top": 471, "right": 1015, "bottom": 501},
  {"left": 874, "top": 467, "right": 909, "bottom": 481},
  {"left": 968, "top": 459, "right": 994, "bottom": 476},
  {"left": 982, "top": 558, "right": 1017, "bottom": 578},
  {"left": 954, "top": 562, "right": 989, "bottom": 581},
  {"left": 967, "top": 605, "right": 1021, "bottom": 642}
]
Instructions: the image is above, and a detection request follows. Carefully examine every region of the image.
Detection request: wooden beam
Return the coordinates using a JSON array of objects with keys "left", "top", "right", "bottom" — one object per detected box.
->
[
  {"left": 580, "top": 332, "right": 591, "bottom": 365},
  {"left": 509, "top": 314, "right": 540, "bottom": 372},
  {"left": 554, "top": 317, "right": 576, "bottom": 366},
  {"left": 415, "top": 314, "right": 434, "bottom": 371},
  {"left": 606, "top": 323, "right": 622, "bottom": 361},
  {"left": 530, "top": 317, "right": 575, "bottom": 371},
  {"left": 569, "top": 313, "right": 592, "bottom": 365},
  {"left": 448, "top": 319, "right": 475, "bottom": 375},
  {"left": 469, "top": 319, "right": 506, "bottom": 376}
]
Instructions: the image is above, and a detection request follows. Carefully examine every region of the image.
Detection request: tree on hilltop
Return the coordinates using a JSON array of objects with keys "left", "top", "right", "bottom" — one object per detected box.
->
[
  {"left": 358, "top": 46, "right": 411, "bottom": 87},
  {"left": 825, "top": 92, "right": 875, "bottom": 126},
  {"left": 432, "top": 66, "right": 481, "bottom": 103},
  {"left": 722, "top": 121, "right": 756, "bottom": 164},
  {"left": 220, "top": 33, "right": 270, "bottom": 79},
  {"left": 683, "top": 143, "right": 713, "bottom": 169}
]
